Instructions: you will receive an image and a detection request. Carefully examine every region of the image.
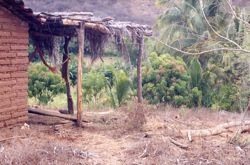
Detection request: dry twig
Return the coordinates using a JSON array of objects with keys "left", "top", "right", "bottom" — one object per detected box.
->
[
  {"left": 0, "top": 136, "right": 26, "bottom": 142},
  {"left": 181, "top": 120, "right": 250, "bottom": 138},
  {"left": 169, "top": 138, "right": 189, "bottom": 149}
]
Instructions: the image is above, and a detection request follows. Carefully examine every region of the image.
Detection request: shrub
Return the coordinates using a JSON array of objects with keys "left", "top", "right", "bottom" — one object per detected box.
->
[
  {"left": 81, "top": 63, "right": 132, "bottom": 108},
  {"left": 28, "top": 63, "right": 66, "bottom": 105},
  {"left": 82, "top": 71, "right": 107, "bottom": 104},
  {"left": 69, "top": 54, "right": 90, "bottom": 86},
  {"left": 212, "top": 84, "right": 239, "bottom": 111},
  {"left": 141, "top": 52, "right": 201, "bottom": 107},
  {"left": 99, "top": 64, "right": 132, "bottom": 108}
]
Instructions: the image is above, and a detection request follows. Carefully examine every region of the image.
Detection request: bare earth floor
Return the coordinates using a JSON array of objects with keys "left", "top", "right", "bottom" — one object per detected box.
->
[{"left": 1, "top": 108, "right": 250, "bottom": 165}]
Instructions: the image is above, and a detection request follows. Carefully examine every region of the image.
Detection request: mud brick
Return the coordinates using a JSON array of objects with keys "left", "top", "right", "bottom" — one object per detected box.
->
[
  {"left": 11, "top": 98, "right": 27, "bottom": 105},
  {"left": 0, "top": 59, "right": 11, "bottom": 65},
  {"left": 0, "top": 73, "right": 11, "bottom": 79},
  {"left": 0, "top": 38, "right": 28, "bottom": 44},
  {"left": 0, "top": 45, "right": 10, "bottom": 51},
  {"left": 0, "top": 31, "right": 11, "bottom": 37},
  {"left": 10, "top": 45, "right": 28, "bottom": 50},
  {"left": 0, "top": 66, "right": 17, "bottom": 72},
  {"left": 17, "top": 104, "right": 27, "bottom": 110},
  {"left": 17, "top": 65, "right": 28, "bottom": 71},
  {"left": 17, "top": 90, "right": 28, "bottom": 97},
  {"left": 5, "top": 118, "right": 16, "bottom": 126},
  {"left": 11, "top": 71, "right": 27, "bottom": 78},
  {"left": 16, "top": 52, "right": 28, "bottom": 57},
  {"left": 0, "top": 105, "right": 17, "bottom": 113},
  {"left": 0, "top": 99, "right": 11, "bottom": 108},
  {"left": 0, "top": 52, "right": 16, "bottom": 58},
  {"left": 12, "top": 111, "right": 27, "bottom": 118},
  {"left": 0, "top": 92, "right": 16, "bottom": 99},
  {"left": 0, "top": 122, "right": 4, "bottom": 128},
  {"left": 0, "top": 86, "right": 11, "bottom": 92},
  {"left": 16, "top": 78, "right": 28, "bottom": 84},
  {"left": 0, "top": 114, "right": 11, "bottom": 121},
  {"left": 0, "top": 79, "right": 16, "bottom": 86},
  {"left": 12, "top": 58, "right": 28, "bottom": 65},
  {"left": 16, "top": 116, "right": 28, "bottom": 123},
  {"left": 11, "top": 32, "right": 28, "bottom": 39}
]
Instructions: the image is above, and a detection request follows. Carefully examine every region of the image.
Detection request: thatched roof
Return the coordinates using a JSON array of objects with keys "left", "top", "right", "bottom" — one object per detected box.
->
[
  {"left": 0, "top": 0, "right": 152, "bottom": 37},
  {"left": 1, "top": 0, "right": 152, "bottom": 61}
]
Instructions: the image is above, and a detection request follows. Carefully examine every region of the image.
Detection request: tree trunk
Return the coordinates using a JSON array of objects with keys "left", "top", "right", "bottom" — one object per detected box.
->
[
  {"left": 62, "top": 37, "right": 74, "bottom": 114},
  {"left": 28, "top": 108, "right": 89, "bottom": 122},
  {"left": 76, "top": 22, "right": 85, "bottom": 127},
  {"left": 137, "top": 35, "right": 144, "bottom": 104}
]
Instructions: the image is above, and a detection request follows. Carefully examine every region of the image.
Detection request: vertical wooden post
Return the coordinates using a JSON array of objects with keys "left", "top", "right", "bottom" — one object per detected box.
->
[
  {"left": 76, "top": 22, "right": 85, "bottom": 127},
  {"left": 62, "top": 36, "right": 74, "bottom": 114},
  {"left": 137, "top": 34, "right": 144, "bottom": 104}
]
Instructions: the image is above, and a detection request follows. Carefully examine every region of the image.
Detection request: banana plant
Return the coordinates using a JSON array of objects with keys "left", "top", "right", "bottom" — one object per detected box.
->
[{"left": 189, "top": 58, "right": 202, "bottom": 88}]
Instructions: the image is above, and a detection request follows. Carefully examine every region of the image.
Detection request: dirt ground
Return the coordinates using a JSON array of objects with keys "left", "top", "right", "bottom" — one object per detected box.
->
[{"left": 1, "top": 107, "right": 250, "bottom": 165}]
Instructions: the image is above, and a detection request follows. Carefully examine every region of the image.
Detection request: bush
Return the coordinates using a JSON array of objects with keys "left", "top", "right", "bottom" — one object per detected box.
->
[
  {"left": 141, "top": 52, "right": 201, "bottom": 107},
  {"left": 69, "top": 54, "right": 90, "bottom": 86},
  {"left": 98, "top": 64, "right": 132, "bottom": 108},
  {"left": 81, "top": 63, "right": 132, "bottom": 108},
  {"left": 82, "top": 71, "right": 107, "bottom": 104},
  {"left": 28, "top": 63, "right": 66, "bottom": 105},
  {"left": 212, "top": 84, "right": 239, "bottom": 111}
]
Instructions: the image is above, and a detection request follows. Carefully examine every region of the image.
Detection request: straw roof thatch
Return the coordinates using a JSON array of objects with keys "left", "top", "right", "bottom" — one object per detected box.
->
[{"left": 0, "top": 0, "right": 152, "bottom": 61}]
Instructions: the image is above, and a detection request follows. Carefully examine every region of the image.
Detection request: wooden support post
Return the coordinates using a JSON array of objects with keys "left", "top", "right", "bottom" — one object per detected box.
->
[
  {"left": 62, "top": 36, "right": 74, "bottom": 114},
  {"left": 137, "top": 34, "right": 144, "bottom": 104},
  {"left": 76, "top": 22, "right": 85, "bottom": 127}
]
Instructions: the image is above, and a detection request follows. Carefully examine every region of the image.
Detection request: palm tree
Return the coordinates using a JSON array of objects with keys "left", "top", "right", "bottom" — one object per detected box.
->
[{"left": 155, "top": 0, "right": 237, "bottom": 55}]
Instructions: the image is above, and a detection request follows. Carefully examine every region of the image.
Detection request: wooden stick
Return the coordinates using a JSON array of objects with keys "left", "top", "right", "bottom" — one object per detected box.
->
[
  {"left": 0, "top": 136, "right": 26, "bottom": 142},
  {"left": 62, "top": 36, "right": 74, "bottom": 115},
  {"left": 28, "top": 108, "right": 89, "bottom": 122},
  {"left": 169, "top": 138, "right": 189, "bottom": 149},
  {"left": 28, "top": 108, "right": 76, "bottom": 121},
  {"left": 180, "top": 120, "right": 250, "bottom": 137},
  {"left": 137, "top": 34, "right": 144, "bottom": 104},
  {"left": 28, "top": 46, "right": 38, "bottom": 63},
  {"left": 36, "top": 45, "right": 69, "bottom": 73},
  {"left": 85, "top": 23, "right": 110, "bottom": 34},
  {"left": 76, "top": 22, "right": 85, "bottom": 127}
]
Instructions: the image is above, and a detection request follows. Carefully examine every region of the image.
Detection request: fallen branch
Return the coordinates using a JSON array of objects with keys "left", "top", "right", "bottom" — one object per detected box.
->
[
  {"left": 169, "top": 138, "right": 189, "bottom": 149},
  {"left": 28, "top": 108, "right": 89, "bottom": 123},
  {"left": 180, "top": 120, "right": 250, "bottom": 137},
  {"left": 139, "top": 142, "right": 149, "bottom": 158},
  {"left": 0, "top": 136, "right": 26, "bottom": 142}
]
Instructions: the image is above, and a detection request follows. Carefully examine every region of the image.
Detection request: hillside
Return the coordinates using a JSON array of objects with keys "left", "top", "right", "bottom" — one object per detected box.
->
[{"left": 23, "top": 0, "right": 162, "bottom": 25}]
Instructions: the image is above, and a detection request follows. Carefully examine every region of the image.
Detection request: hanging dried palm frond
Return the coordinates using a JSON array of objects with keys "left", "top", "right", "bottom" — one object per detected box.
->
[
  {"left": 30, "top": 35, "right": 61, "bottom": 64},
  {"left": 85, "top": 28, "right": 110, "bottom": 63}
]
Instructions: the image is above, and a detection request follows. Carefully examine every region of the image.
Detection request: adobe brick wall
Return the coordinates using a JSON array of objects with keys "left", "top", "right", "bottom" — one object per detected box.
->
[{"left": 0, "top": 6, "right": 29, "bottom": 128}]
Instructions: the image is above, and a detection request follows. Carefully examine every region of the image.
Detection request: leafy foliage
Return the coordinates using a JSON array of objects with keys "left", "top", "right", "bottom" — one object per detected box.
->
[
  {"left": 81, "top": 63, "right": 132, "bottom": 108},
  {"left": 141, "top": 52, "right": 201, "bottom": 107},
  {"left": 189, "top": 58, "right": 202, "bottom": 88},
  {"left": 82, "top": 71, "right": 107, "bottom": 104},
  {"left": 212, "top": 84, "right": 239, "bottom": 111},
  {"left": 28, "top": 63, "right": 66, "bottom": 105},
  {"left": 101, "top": 64, "right": 132, "bottom": 108},
  {"left": 155, "top": 0, "right": 250, "bottom": 111}
]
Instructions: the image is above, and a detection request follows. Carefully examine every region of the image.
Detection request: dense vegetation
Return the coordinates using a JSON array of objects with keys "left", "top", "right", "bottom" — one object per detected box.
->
[
  {"left": 28, "top": 0, "right": 250, "bottom": 112},
  {"left": 28, "top": 64, "right": 66, "bottom": 105}
]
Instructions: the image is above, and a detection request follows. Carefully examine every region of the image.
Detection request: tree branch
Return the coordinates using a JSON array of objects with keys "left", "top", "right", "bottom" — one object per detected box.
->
[
  {"left": 225, "top": 0, "right": 250, "bottom": 29},
  {"left": 199, "top": 0, "right": 247, "bottom": 51},
  {"left": 153, "top": 0, "right": 250, "bottom": 55},
  {"left": 153, "top": 37, "right": 250, "bottom": 55}
]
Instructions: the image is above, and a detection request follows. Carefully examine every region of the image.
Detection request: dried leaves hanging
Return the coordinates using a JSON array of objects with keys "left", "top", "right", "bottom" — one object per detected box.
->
[
  {"left": 31, "top": 35, "right": 60, "bottom": 64},
  {"left": 85, "top": 29, "right": 110, "bottom": 63}
]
